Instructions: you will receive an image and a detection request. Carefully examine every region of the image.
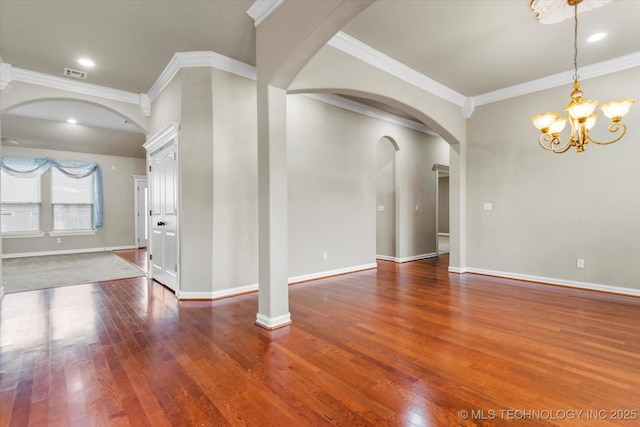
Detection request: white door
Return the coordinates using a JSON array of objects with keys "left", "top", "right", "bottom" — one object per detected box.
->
[
  {"left": 136, "top": 179, "right": 148, "bottom": 248},
  {"left": 149, "top": 143, "right": 178, "bottom": 291}
]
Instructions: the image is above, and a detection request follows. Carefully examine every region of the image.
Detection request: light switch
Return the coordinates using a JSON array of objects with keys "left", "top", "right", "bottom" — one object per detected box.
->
[
  {"left": 484, "top": 203, "right": 492, "bottom": 211},
  {"left": 377, "top": 205, "right": 385, "bottom": 212}
]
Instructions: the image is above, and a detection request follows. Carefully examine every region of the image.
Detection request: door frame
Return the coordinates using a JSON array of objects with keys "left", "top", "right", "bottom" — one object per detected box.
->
[
  {"left": 133, "top": 174, "right": 148, "bottom": 249},
  {"left": 143, "top": 122, "right": 180, "bottom": 293}
]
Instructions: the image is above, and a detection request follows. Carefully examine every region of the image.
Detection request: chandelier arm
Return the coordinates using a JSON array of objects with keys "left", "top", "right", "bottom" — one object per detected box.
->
[
  {"left": 538, "top": 133, "right": 573, "bottom": 153},
  {"left": 587, "top": 122, "right": 628, "bottom": 145}
]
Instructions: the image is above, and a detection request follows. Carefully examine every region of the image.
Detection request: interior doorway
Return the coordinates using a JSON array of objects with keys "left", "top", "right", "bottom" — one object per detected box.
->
[
  {"left": 376, "top": 136, "right": 399, "bottom": 261},
  {"left": 433, "top": 164, "right": 450, "bottom": 255}
]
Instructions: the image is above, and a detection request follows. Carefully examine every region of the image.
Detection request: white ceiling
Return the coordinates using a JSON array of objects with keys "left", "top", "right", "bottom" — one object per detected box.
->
[{"left": 1, "top": 0, "right": 639, "bottom": 155}]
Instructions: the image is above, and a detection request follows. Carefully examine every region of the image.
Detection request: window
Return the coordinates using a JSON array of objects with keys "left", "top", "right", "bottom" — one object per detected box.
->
[
  {"left": 1, "top": 169, "right": 41, "bottom": 233},
  {"left": 51, "top": 168, "right": 94, "bottom": 231}
]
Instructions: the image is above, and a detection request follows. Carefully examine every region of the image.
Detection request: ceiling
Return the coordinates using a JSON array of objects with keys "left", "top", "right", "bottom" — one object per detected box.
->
[{"left": 1, "top": 0, "right": 639, "bottom": 156}]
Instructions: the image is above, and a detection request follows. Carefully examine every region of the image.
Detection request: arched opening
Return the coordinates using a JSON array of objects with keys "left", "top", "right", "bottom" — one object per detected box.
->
[
  {"left": 376, "top": 136, "right": 399, "bottom": 261},
  {"left": 1, "top": 99, "right": 146, "bottom": 158}
]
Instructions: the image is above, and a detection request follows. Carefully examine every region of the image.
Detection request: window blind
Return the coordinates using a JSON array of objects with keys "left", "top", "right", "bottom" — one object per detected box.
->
[{"left": 1, "top": 169, "right": 41, "bottom": 233}]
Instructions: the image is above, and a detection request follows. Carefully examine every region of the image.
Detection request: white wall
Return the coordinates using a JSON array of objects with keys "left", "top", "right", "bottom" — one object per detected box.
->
[
  {"left": 466, "top": 67, "right": 640, "bottom": 291},
  {"left": 2, "top": 145, "right": 146, "bottom": 255}
]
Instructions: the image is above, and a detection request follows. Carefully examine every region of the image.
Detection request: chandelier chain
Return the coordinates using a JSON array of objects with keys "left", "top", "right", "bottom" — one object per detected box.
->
[{"left": 573, "top": 4, "right": 579, "bottom": 82}]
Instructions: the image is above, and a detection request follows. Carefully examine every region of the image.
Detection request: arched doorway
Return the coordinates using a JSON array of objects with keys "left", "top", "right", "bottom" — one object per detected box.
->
[{"left": 376, "top": 136, "right": 399, "bottom": 261}]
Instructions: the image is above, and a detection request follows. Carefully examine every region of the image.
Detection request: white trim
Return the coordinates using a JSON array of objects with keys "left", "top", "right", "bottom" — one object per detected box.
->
[
  {"left": 177, "top": 283, "right": 259, "bottom": 300},
  {"left": 246, "top": 0, "right": 285, "bottom": 27},
  {"left": 48, "top": 229, "right": 96, "bottom": 237},
  {"left": 0, "top": 62, "right": 12, "bottom": 90},
  {"left": 144, "top": 122, "right": 180, "bottom": 154},
  {"left": 11, "top": 67, "right": 141, "bottom": 105},
  {"left": 327, "top": 32, "right": 467, "bottom": 107},
  {"left": 376, "top": 253, "right": 438, "bottom": 263},
  {"left": 438, "top": 233, "right": 450, "bottom": 237},
  {"left": 1, "top": 231, "right": 46, "bottom": 239},
  {"left": 448, "top": 266, "right": 468, "bottom": 274},
  {"left": 288, "top": 263, "right": 377, "bottom": 284},
  {"left": 473, "top": 52, "right": 640, "bottom": 106},
  {"left": 465, "top": 267, "right": 640, "bottom": 298},
  {"left": 1, "top": 245, "right": 136, "bottom": 259},
  {"left": 256, "top": 312, "right": 292, "bottom": 329},
  {"left": 146, "top": 52, "right": 257, "bottom": 102},
  {"left": 302, "top": 93, "right": 439, "bottom": 136}
]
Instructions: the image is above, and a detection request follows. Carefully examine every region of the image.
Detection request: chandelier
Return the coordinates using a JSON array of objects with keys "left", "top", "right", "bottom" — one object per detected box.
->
[{"left": 530, "top": 0, "right": 634, "bottom": 153}]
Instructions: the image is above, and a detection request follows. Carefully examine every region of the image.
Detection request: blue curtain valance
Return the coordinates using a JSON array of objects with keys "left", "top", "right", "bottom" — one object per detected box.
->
[{"left": 0, "top": 156, "right": 104, "bottom": 228}]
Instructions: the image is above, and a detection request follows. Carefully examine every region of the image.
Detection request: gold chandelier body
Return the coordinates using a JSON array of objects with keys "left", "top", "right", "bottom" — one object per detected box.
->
[{"left": 531, "top": 0, "right": 634, "bottom": 153}]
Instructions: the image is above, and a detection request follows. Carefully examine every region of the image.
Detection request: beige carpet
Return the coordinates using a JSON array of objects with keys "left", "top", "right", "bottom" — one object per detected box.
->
[{"left": 2, "top": 252, "right": 145, "bottom": 293}]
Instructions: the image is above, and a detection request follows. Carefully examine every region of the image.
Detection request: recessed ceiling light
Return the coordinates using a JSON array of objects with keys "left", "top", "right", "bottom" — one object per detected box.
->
[
  {"left": 77, "top": 58, "right": 95, "bottom": 67},
  {"left": 587, "top": 32, "right": 607, "bottom": 43},
  {"left": 67, "top": 118, "right": 78, "bottom": 124}
]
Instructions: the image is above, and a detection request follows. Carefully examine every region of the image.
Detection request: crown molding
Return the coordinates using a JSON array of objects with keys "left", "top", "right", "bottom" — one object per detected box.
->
[
  {"left": 246, "top": 0, "right": 285, "bottom": 27},
  {"left": 302, "top": 93, "right": 440, "bottom": 137},
  {"left": 473, "top": 51, "right": 640, "bottom": 107},
  {"left": 327, "top": 32, "right": 467, "bottom": 108},
  {"left": 146, "top": 51, "right": 257, "bottom": 102},
  {"left": 11, "top": 67, "right": 141, "bottom": 105}
]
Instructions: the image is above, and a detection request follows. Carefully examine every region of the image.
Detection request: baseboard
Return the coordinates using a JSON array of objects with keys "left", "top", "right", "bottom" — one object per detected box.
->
[
  {"left": 1, "top": 245, "right": 137, "bottom": 259},
  {"left": 178, "top": 283, "right": 259, "bottom": 300},
  {"left": 465, "top": 267, "right": 640, "bottom": 298},
  {"left": 288, "top": 263, "right": 377, "bottom": 284},
  {"left": 376, "top": 253, "right": 438, "bottom": 263},
  {"left": 177, "top": 263, "right": 378, "bottom": 300},
  {"left": 448, "top": 266, "right": 468, "bottom": 274}
]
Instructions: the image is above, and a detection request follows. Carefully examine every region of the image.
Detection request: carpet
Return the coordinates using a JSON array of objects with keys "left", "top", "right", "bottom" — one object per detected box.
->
[{"left": 2, "top": 251, "right": 145, "bottom": 294}]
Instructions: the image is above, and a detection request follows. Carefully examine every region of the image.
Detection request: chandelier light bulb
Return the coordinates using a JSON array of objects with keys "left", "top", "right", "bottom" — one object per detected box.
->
[
  {"left": 549, "top": 118, "right": 568, "bottom": 135},
  {"left": 600, "top": 99, "right": 635, "bottom": 122},
  {"left": 531, "top": 112, "right": 558, "bottom": 132}
]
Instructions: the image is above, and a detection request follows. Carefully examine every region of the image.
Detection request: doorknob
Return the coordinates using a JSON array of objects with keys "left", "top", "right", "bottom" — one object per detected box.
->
[{"left": 157, "top": 221, "right": 165, "bottom": 226}]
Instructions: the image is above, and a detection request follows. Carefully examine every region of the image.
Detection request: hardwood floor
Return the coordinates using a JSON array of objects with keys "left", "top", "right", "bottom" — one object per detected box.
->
[
  {"left": 113, "top": 248, "right": 148, "bottom": 272},
  {"left": 1, "top": 256, "right": 639, "bottom": 426}
]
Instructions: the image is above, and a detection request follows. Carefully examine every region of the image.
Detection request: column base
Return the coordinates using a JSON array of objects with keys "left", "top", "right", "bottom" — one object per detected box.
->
[{"left": 255, "top": 312, "right": 292, "bottom": 330}]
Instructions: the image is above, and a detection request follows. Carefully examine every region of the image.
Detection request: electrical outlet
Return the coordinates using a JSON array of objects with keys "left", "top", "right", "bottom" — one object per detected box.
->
[
  {"left": 56, "top": 238, "right": 61, "bottom": 244},
  {"left": 323, "top": 252, "right": 328, "bottom": 261},
  {"left": 577, "top": 258, "right": 585, "bottom": 268},
  {"left": 484, "top": 203, "right": 492, "bottom": 211}
]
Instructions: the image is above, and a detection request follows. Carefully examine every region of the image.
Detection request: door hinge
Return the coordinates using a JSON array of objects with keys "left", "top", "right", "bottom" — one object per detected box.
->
[
  {"left": 149, "top": 165, "right": 152, "bottom": 172},
  {"left": 149, "top": 254, "right": 153, "bottom": 261},
  {"left": 149, "top": 210, "right": 152, "bottom": 216}
]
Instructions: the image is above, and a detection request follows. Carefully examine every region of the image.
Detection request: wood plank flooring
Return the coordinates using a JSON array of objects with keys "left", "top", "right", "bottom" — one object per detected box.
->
[{"left": 1, "top": 255, "right": 639, "bottom": 426}]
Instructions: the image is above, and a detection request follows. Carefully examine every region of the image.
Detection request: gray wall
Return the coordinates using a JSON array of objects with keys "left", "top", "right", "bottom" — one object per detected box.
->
[
  {"left": 150, "top": 69, "right": 451, "bottom": 293},
  {"left": 438, "top": 176, "right": 449, "bottom": 233},
  {"left": 466, "top": 67, "right": 640, "bottom": 290},
  {"left": 376, "top": 137, "right": 396, "bottom": 257},
  {"left": 2, "top": 145, "right": 145, "bottom": 255},
  {"left": 287, "top": 94, "right": 449, "bottom": 275},
  {"left": 211, "top": 68, "right": 258, "bottom": 290}
]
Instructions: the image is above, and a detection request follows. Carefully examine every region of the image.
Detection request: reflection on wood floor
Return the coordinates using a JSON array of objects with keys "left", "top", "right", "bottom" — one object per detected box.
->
[{"left": 1, "top": 254, "right": 639, "bottom": 426}]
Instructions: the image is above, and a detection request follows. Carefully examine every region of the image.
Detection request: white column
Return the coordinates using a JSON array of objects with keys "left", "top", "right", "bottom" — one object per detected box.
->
[{"left": 255, "top": 82, "right": 291, "bottom": 329}]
